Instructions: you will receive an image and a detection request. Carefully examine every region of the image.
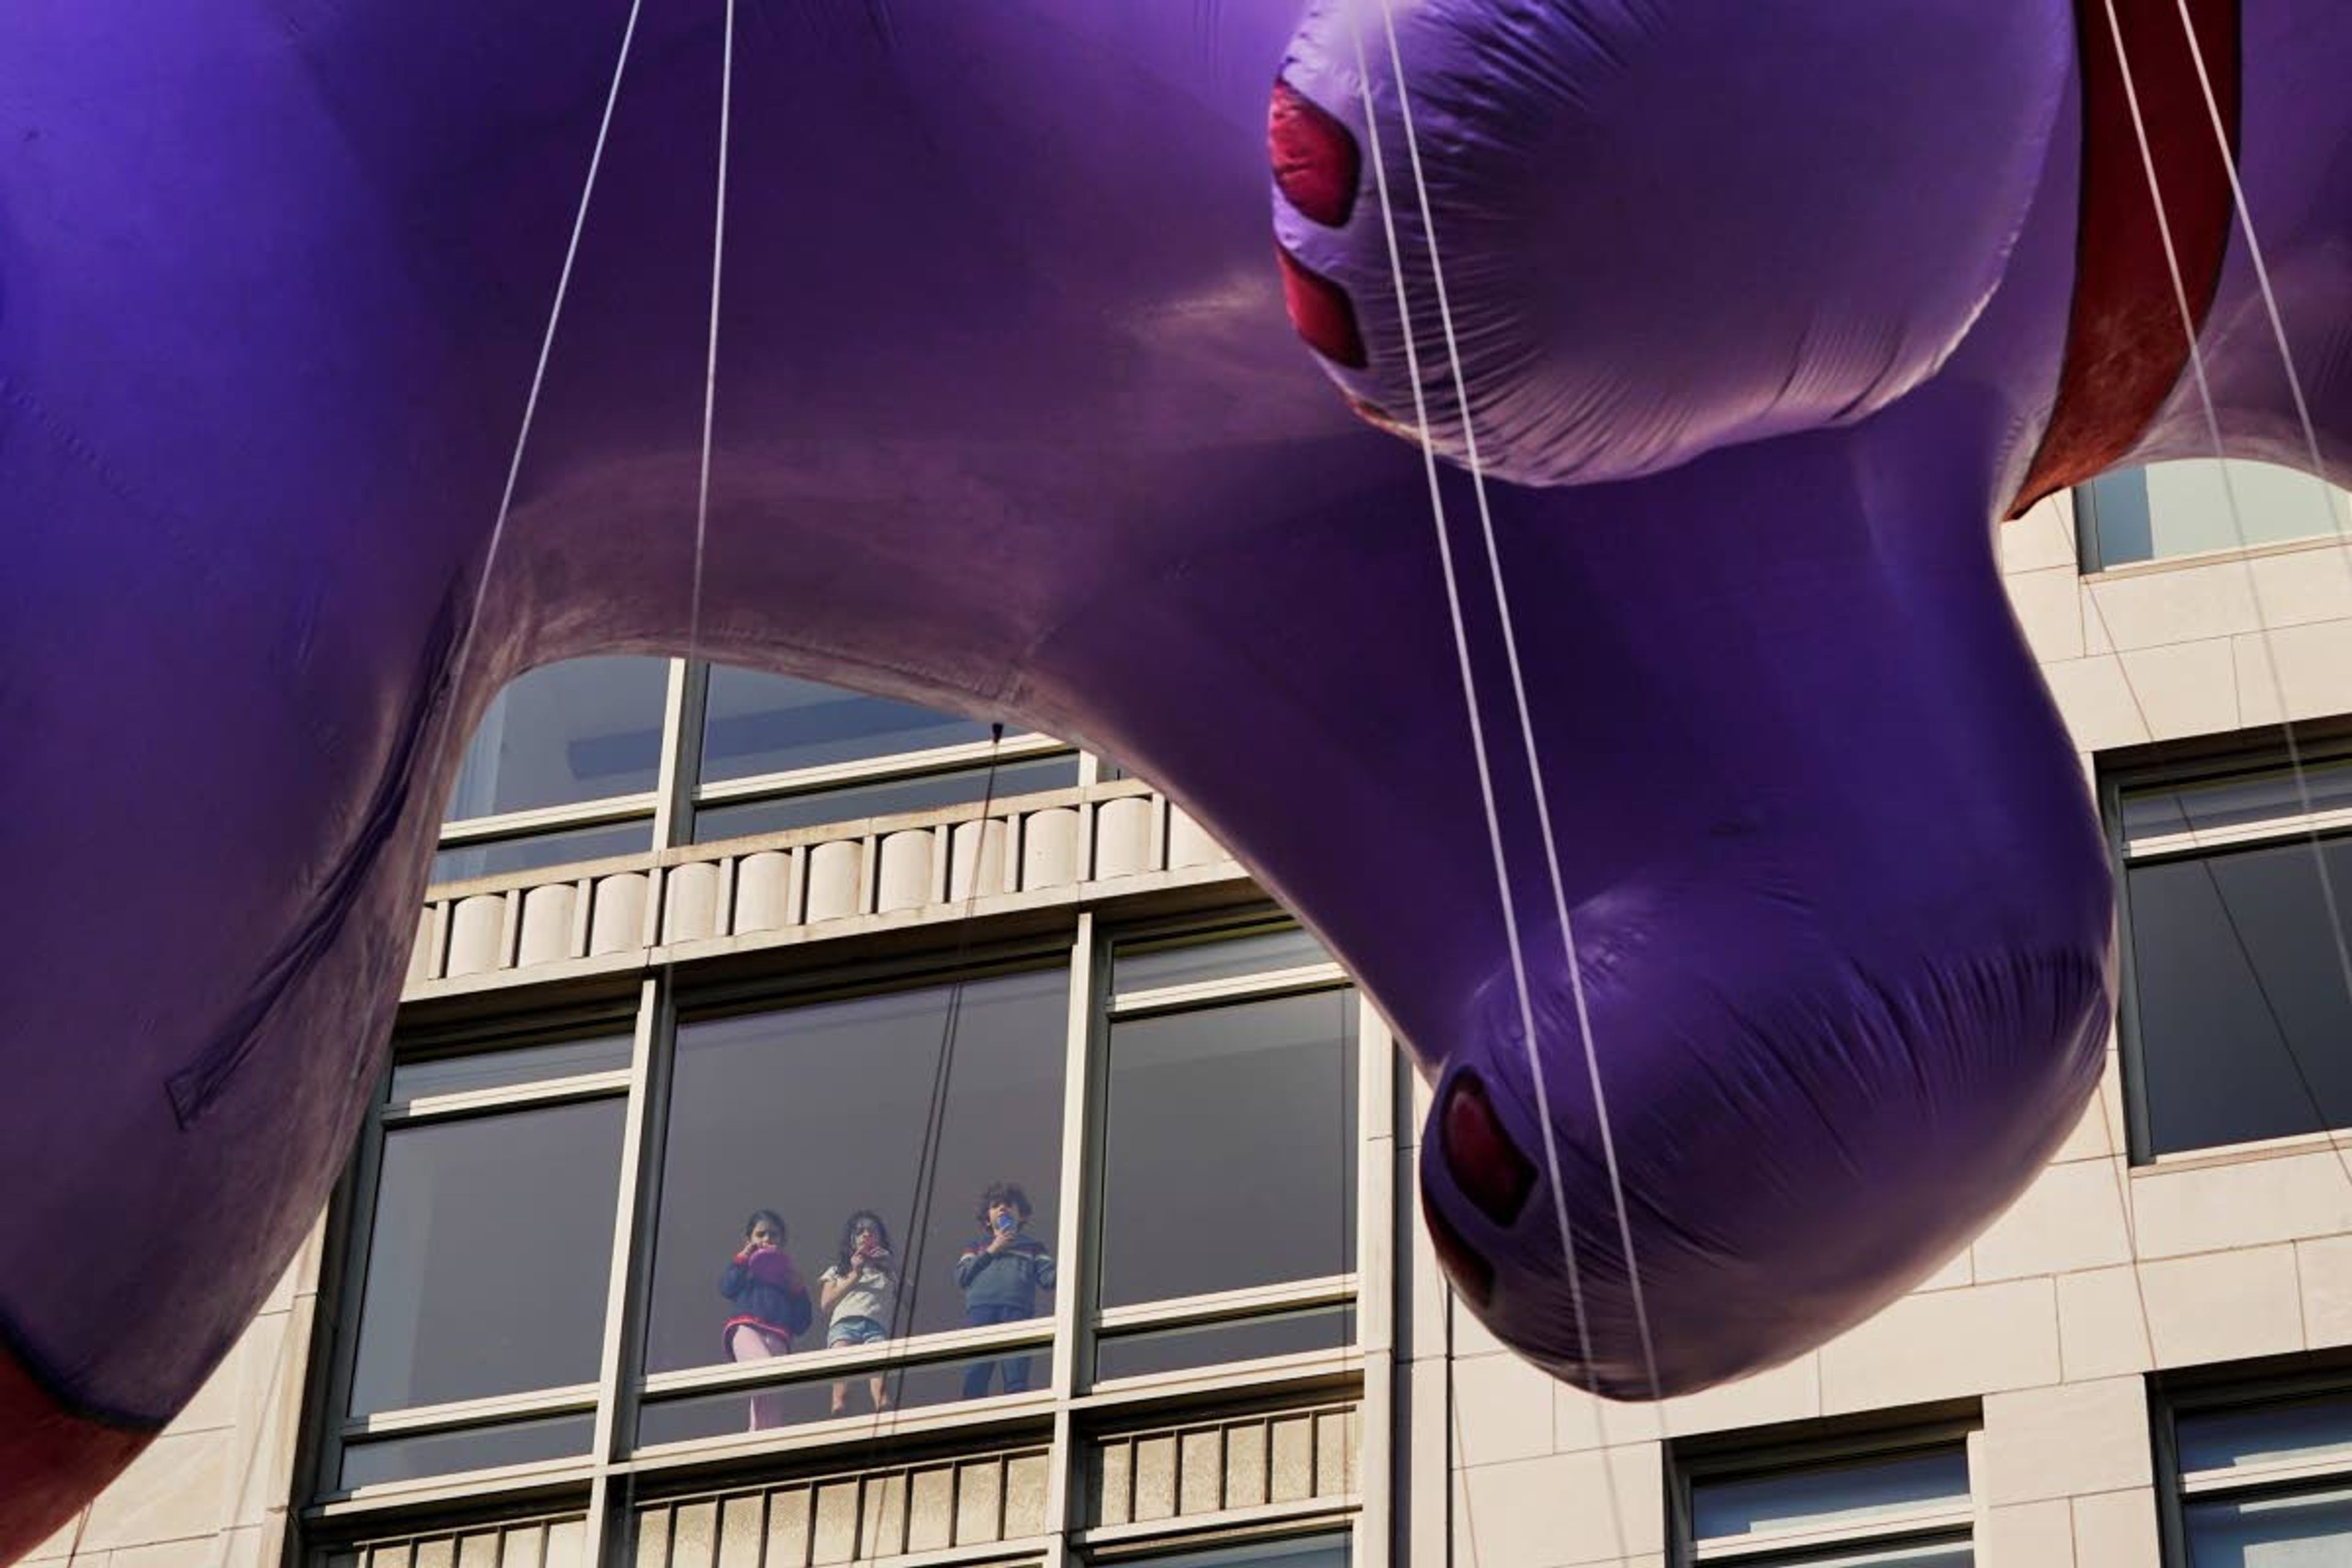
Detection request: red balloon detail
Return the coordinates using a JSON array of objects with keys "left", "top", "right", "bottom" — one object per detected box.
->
[
  {"left": 1277, "top": 245, "right": 1368, "bottom": 369},
  {"left": 1442, "top": 1069, "right": 1536, "bottom": 1226},
  {"left": 1268, "top": 78, "right": 1360, "bottom": 227}
]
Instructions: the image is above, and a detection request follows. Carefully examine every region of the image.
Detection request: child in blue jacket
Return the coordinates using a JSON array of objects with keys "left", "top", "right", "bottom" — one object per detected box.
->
[
  {"left": 954, "top": 1182, "right": 1055, "bottom": 1396},
  {"left": 720, "top": 1209, "right": 812, "bottom": 1428}
]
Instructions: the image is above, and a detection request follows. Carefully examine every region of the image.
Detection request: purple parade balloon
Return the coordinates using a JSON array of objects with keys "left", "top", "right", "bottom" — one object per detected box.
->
[{"left": 4, "top": 0, "right": 2349, "bottom": 1547}]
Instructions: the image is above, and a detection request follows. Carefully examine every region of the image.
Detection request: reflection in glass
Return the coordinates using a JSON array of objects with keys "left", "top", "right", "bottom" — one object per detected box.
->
[
  {"left": 338, "top": 1414, "right": 594, "bottom": 1490},
  {"left": 644, "top": 970, "right": 1068, "bottom": 1375},
  {"left": 2127, "top": 835, "right": 2352, "bottom": 1154},
  {"left": 1692, "top": 1447, "right": 1969, "bottom": 1542},
  {"left": 2185, "top": 1486, "right": 2352, "bottom": 1568},
  {"left": 389, "top": 1034, "right": 634, "bottom": 1104},
  {"left": 692, "top": 755, "right": 1079, "bottom": 843},
  {"left": 2179, "top": 1393, "right": 2352, "bottom": 1474},
  {"left": 429, "top": 819, "right": 654, "bottom": 884},
  {"left": 700, "top": 668, "right": 996, "bottom": 783},
  {"left": 444, "top": 657, "right": 669, "bottom": 821},
  {"left": 1117, "top": 925, "right": 1331, "bottom": 994},
  {"left": 633, "top": 1350, "right": 1042, "bottom": 1446},
  {"left": 349, "top": 1098, "right": 624, "bottom": 1414},
  {"left": 2120, "top": 762, "right": 2352, "bottom": 846},
  {"left": 1095, "top": 1305, "right": 1355, "bottom": 1382},
  {"left": 1100, "top": 989, "right": 1357, "bottom": 1308},
  {"left": 2079, "top": 460, "right": 2349, "bottom": 570}
]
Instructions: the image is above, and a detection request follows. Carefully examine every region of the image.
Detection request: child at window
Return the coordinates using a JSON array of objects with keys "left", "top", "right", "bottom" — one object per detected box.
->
[
  {"left": 954, "top": 1181, "right": 1056, "bottom": 1397},
  {"left": 818, "top": 1209, "right": 897, "bottom": 1415},
  {"left": 720, "top": 1208, "right": 812, "bottom": 1430}
]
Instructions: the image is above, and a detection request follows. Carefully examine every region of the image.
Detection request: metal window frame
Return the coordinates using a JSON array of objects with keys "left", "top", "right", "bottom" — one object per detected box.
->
[
  {"left": 1669, "top": 1419, "right": 1980, "bottom": 1568},
  {"left": 2154, "top": 1366, "right": 2352, "bottom": 1566},
  {"left": 2105, "top": 736, "right": 2352, "bottom": 1164},
  {"left": 306, "top": 905, "right": 1387, "bottom": 1568}
]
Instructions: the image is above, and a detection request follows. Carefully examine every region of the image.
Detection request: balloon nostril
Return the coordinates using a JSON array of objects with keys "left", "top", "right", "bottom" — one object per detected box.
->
[
  {"left": 1422, "top": 1185, "right": 1495, "bottom": 1310},
  {"left": 1441, "top": 1069, "right": 1536, "bottom": 1226},
  {"left": 1276, "top": 246, "right": 1368, "bottom": 369},
  {"left": 1268, "top": 77, "right": 1360, "bottom": 227}
]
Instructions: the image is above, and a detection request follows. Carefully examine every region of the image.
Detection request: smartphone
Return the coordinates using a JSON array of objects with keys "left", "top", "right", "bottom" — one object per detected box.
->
[{"left": 993, "top": 1213, "right": 1017, "bottom": 1235}]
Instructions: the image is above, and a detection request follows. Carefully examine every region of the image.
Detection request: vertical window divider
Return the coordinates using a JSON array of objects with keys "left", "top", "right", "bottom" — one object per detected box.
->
[
  {"left": 2105, "top": 766, "right": 2158, "bottom": 1166},
  {"left": 1047, "top": 911, "right": 1102, "bottom": 1551},
  {"left": 1355, "top": 997, "right": 1396, "bottom": 1568},
  {"left": 313, "top": 1058, "right": 396, "bottom": 1502},
  {"left": 581, "top": 976, "right": 671, "bottom": 1568},
  {"left": 654, "top": 660, "right": 708, "bottom": 851}
]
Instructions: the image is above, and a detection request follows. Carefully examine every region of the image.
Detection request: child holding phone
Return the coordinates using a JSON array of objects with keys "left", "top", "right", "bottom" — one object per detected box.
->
[{"left": 953, "top": 1182, "right": 1055, "bottom": 1397}]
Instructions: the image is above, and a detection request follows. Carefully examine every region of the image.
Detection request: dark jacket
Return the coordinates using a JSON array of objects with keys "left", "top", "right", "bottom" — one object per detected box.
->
[
  {"left": 954, "top": 1232, "right": 1057, "bottom": 1314},
  {"left": 721, "top": 1245, "right": 813, "bottom": 1344}
]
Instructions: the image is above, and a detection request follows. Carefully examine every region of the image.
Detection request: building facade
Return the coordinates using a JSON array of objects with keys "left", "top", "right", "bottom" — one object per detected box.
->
[{"left": 20, "top": 463, "right": 2352, "bottom": 1568}]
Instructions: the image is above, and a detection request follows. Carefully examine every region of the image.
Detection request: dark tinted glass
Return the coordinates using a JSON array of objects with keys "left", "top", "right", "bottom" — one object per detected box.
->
[
  {"left": 389, "top": 1034, "right": 634, "bottom": 1104},
  {"left": 692, "top": 756, "right": 1079, "bottom": 843},
  {"left": 1094, "top": 1306, "right": 1355, "bottom": 1382},
  {"left": 699, "top": 668, "right": 995, "bottom": 783},
  {"left": 1099, "top": 989, "right": 1357, "bottom": 1308},
  {"left": 338, "top": 1414, "right": 593, "bottom": 1490},
  {"left": 444, "top": 657, "right": 668, "bottom": 820},
  {"left": 644, "top": 969, "right": 1068, "bottom": 1374},
  {"left": 1116, "top": 926, "right": 1331, "bottom": 993},
  {"left": 2121, "top": 761, "right": 2352, "bottom": 845},
  {"left": 633, "top": 1348, "right": 1042, "bottom": 1446},
  {"left": 349, "top": 1098, "right": 625, "bottom": 1414},
  {"left": 2127, "top": 834, "right": 2352, "bottom": 1154},
  {"left": 429, "top": 819, "right": 654, "bottom": 884},
  {"left": 1692, "top": 1447, "right": 1969, "bottom": 1540}
]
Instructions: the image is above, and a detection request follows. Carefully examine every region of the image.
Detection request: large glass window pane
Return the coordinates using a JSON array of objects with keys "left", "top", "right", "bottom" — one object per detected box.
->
[
  {"left": 445, "top": 657, "right": 669, "bottom": 821},
  {"left": 2185, "top": 1487, "right": 2352, "bottom": 1567},
  {"left": 2080, "top": 460, "right": 2349, "bottom": 570},
  {"left": 429, "top": 818, "right": 655, "bottom": 884},
  {"left": 692, "top": 755, "right": 1078, "bottom": 843},
  {"left": 349, "top": 1098, "right": 625, "bottom": 1414},
  {"left": 2125, "top": 834, "right": 2352, "bottom": 1154},
  {"left": 644, "top": 968, "right": 1068, "bottom": 1389},
  {"left": 1099, "top": 989, "right": 1357, "bottom": 1308},
  {"left": 389, "top": 1033, "right": 633, "bottom": 1104},
  {"left": 699, "top": 668, "right": 995, "bottom": 784}
]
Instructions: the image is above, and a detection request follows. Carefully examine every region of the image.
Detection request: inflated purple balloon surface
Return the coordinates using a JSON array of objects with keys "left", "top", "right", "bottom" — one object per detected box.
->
[{"left": 6, "top": 0, "right": 2348, "bottom": 1545}]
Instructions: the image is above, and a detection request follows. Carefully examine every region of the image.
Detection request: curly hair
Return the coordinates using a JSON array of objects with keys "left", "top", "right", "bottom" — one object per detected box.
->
[{"left": 977, "top": 1181, "right": 1033, "bottom": 1227}]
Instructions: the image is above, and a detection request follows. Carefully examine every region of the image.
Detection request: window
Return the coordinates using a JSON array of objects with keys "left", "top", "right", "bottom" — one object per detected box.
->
[
  {"left": 2159, "top": 1378, "right": 2352, "bottom": 1565},
  {"left": 434, "top": 657, "right": 669, "bottom": 883},
  {"left": 1675, "top": 1429, "right": 1976, "bottom": 1566},
  {"left": 637, "top": 965, "right": 1070, "bottom": 1440},
  {"left": 690, "top": 668, "right": 1077, "bottom": 844},
  {"left": 1095, "top": 924, "right": 1360, "bottom": 1382},
  {"left": 317, "top": 911, "right": 1378, "bottom": 1568},
  {"left": 2076, "top": 460, "right": 2351, "bottom": 571},
  {"left": 323, "top": 1025, "right": 633, "bottom": 1491},
  {"left": 2112, "top": 750, "right": 2352, "bottom": 1158}
]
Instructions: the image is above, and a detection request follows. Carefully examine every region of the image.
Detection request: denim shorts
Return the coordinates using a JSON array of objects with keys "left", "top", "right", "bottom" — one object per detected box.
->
[{"left": 826, "top": 1314, "right": 888, "bottom": 1348}]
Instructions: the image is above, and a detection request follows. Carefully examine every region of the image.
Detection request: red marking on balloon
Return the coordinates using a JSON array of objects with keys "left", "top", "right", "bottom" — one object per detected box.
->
[
  {"left": 0, "top": 1344, "right": 154, "bottom": 1566},
  {"left": 2008, "top": 0, "right": 2239, "bottom": 517},
  {"left": 1269, "top": 78, "right": 1360, "bottom": 227},
  {"left": 1278, "top": 246, "right": 1368, "bottom": 368},
  {"left": 1423, "top": 1186, "right": 1496, "bottom": 1310},
  {"left": 1442, "top": 1070, "right": 1537, "bottom": 1227}
]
